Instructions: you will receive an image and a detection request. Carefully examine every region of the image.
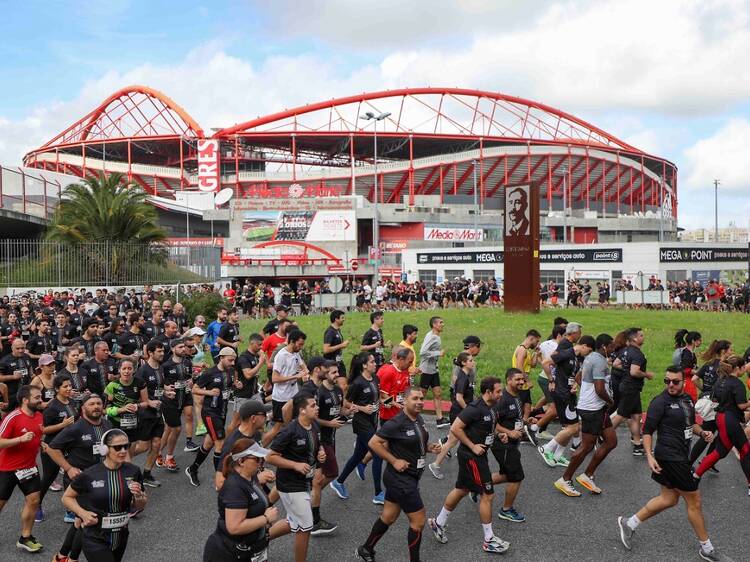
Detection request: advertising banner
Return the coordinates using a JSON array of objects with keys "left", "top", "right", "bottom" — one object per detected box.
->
[
  {"left": 197, "top": 140, "right": 220, "bottom": 192},
  {"left": 424, "top": 226, "right": 483, "bottom": 242},
  {"left": 242, "top": 210, "right": 355, "bottom": 242},
  {"left": 233, "top": 196, "right": 356, "bottom": 212},
  {"left": 659, "top": 247, "right": 748, "bottom": 262},
  {"left": 416, "top": 248, "right": 623, "bottom": 265}
]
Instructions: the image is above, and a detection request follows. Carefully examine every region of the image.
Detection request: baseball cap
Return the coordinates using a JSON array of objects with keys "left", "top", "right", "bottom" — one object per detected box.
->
[
  {"left": 565, "top": 322, "right": 583, "bottom": 335},
  {"left": 231, "top": 441, "right": 270, "bottom": 461},
  {"left": 37, "top": 354, "right": 55, "bottom": 367},
  {"left": 218, "top": 347, "right": 237, "bottom": 357},
  {"left": 186, "top": 327, "right": 206, "bottom": 337},
  {"left": 307, "top": 356, "right": 325, "bottom": 371},
  {"left": 463, "top": 335, "right": 482, "bottom": 347},
  {"left": 239, "top": 400, "right": 272, "bottom": 419},
  {"left": 276, "top": 304, "right": 290, "bottom": 312}
]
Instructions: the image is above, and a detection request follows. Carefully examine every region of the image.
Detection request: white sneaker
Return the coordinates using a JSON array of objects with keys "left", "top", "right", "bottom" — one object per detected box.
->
[
  {"left": 428, "top": 462, "right": 444, "bottom": 480},
  {"left": 576, "top": 473, "right": 602, "bottom": 494},
  {"left": 554, "top": 477, "right": 581, "bottom": 497}
]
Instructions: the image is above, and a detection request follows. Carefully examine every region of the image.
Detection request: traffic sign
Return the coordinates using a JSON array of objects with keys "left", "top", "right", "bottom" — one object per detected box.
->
[{"left": 351, "top": 259, "right": 359, "bottom": 271}]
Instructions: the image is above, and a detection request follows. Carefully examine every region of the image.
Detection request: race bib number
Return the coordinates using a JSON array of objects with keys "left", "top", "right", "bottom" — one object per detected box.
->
[
  {"left": 120, "top": 414, "right": 138, "bottom": 429},
  {"left": 567, "top": 377, "right": 575, "bottom": 387},
  {"left": 335, "top": 354, "right": 342, "bottom": 363},
  {"left": 222, "top": 390, "right": 231, "bottom": 401},
  {"left": 684, "top": 428, "right": 693, "bottom": 440},
  {"left": 93, "top": 443, "right": 107, "bottom": 456},
  {"left": 44, "top": 389, "right": 55, "bottom": 400},
  {"left": 416, "top": 457, "right": 426, "bottom": 469},
  {"left": 15, "top": 467, "right": 38, "bottom": 481},
  {"left": 101, "top": 512, "right": 129, "bottom": 530},
  {"left": 396, "top": 393, "right": 405, "bottom": 405},
  {"left": 173, "top": 381, "right": 186, "bottom": 390},
  {"left": 329, "top": 406, "right": 340, "bottom": 417},
  {"left": 514, "top": 421, "right": 524, "bottom": 431},
  {"left": 14, "top": 369, "right": 28, "bottom": 378},
  {"left": 21, "top": 331, "right": 29, "bottom": 337},
  {"left": 154, "top": 389, "right": 164, "bottom": 399},
  {"left": 251, "top": 549, "right": 268, "bottom": 562},
  {"left": 484, "top": 434, "right": 495, "bottom": 446}
]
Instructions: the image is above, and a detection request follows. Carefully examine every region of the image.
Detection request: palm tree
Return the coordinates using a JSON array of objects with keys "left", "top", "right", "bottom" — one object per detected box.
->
[{"left": 46, "top": 172, "right": 166, "bottom": 244}]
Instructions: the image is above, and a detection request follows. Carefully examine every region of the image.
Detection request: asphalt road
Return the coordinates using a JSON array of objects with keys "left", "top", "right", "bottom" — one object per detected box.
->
[{"left": 1, "top": 421, "right": 747, "bottom": 562}]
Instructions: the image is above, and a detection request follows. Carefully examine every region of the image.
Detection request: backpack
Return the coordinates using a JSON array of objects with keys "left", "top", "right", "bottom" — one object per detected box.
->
[{"left": 671, "top": 347, "right": 684, "bottom": 368}]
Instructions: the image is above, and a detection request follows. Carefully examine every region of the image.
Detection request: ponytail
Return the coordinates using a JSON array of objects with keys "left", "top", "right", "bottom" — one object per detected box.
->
[
  {"left": 700, "top": 339, "right": 731, "bottom": 362},
  {"left": 718, "top": 355, "right": 745, "bottom": 378},
  {"left": 454, "top": 351, "right": 471, "bottom": 369},
  {"left": 221, "top": 438, "right": 254, "bottom": 478},
  {"left": 673, "top": 329, "right": 688, "bottom": 349}
]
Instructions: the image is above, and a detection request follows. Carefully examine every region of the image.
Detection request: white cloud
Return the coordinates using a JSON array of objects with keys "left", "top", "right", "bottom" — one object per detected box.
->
[{"left": 681, "top": 118, "right": 750, "bottom": 192}]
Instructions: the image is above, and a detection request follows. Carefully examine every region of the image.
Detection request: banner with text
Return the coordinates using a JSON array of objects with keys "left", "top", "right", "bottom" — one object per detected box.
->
[
  {"left": 424, "top": 226, "right": 483, "bottom": 242},
  {"left": 242, "top": 210, "right": 356, "bottom": 242}
]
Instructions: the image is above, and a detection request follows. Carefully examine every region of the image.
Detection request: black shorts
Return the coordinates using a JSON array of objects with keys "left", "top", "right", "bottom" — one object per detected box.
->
[
  {"left": 271, "top": 399, "right": 286, "bottom": 423},
  {"left": 202, "top": 412, "right": 226, "bottom": 441},
  {"left": 383, "top": 472, "right": 424, "bottom": 513},
  {"left": 579, "top": 407, "right": 612, "bottom": 436},
  {"left": 0, "top": 468, "right": 41, "bottom": 500},
  {"left": 538, "top": 376, "right": 552, "bottom": 402},
  {"left": 162, "top": 405, "right": 184, "bottom": 428},
  {"left": 617, "top": 390, "right": 643, "bottom": 418},
  {"left": 491, "top": 445, "right": 524, "bottom": 482},
  {"left": 651, "top": 459, "right": 699, "bottom": 492},
  {"left": 419, "top": 372, "right": 440, "bottom": 390},
  {"left": 552, "top": 395, "right": 579, "bottom": 426},
  {"left": 137, "top": 417, "right": 165, "bottom": 442},
  {"left": 456, "top": 449, "right": 494, "bottom": 495},
  {"left": 320, "top": 443, "right": 339, "bottom": 479}
]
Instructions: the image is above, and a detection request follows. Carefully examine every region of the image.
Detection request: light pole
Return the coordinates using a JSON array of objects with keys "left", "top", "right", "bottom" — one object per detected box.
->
[
  {"left": 714, "top": 179, "right": 720, "bottom": 242},
  {"left": 360, "top": 111, "right": 391, "bottom": 282}
]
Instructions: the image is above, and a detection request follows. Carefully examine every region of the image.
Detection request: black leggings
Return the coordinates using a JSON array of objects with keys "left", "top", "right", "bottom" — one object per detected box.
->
[
  {"left": 82, "top": 540, "right": 128, "bottom": 562},
  {"left": 689, "top": 418, "right": 717, "bottom": 464},
  {"left": 695, "top": 412, "right": 750, "bottom": 483},
  {"left": 39, "top": 451, "right": 59, "bottom": 502},
  {"left": 59, "top": 525, "right": 83, "bottom": 561}
]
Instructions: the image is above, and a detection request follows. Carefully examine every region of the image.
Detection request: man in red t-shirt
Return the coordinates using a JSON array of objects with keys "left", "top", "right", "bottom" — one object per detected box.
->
[
  {"left": 378, "top": 346, "right": 415, "bottom": 421},
  {"left": 0, "top": 384, "right": 44, "bottom": 552},
  {"left": 222, "top": 283, "right": 237, "bottom": 305},
  {"left": 261, "top": 319, "right": 292, "bottom": 375}
]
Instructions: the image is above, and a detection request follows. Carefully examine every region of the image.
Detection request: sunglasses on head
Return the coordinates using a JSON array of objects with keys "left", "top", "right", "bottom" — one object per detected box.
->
[
  {"left": 111, "top": 443, "right": 130, "bottom": 452},
  {"left": 663, "top": 378, "right": 683, "bottom": 386}
]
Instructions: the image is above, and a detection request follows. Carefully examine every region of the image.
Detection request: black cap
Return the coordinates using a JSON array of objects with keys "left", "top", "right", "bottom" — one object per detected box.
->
[
  {"left": 276, "top": 304, "right": 290, "bottom": 312},
  {"left": 307, "top": 356, "right": 325, "bottom": 371},
  {"left": 239, "top": 400, "right": 272, "bottom": 419},
  {"left": 463, "top": 335, "right": 481, "bottom": 347}
]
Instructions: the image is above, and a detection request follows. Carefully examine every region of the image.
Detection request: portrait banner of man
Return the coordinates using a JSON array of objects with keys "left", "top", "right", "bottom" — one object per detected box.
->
[{"left": 503, "top": 184, "right": 540, "bottom": 312}]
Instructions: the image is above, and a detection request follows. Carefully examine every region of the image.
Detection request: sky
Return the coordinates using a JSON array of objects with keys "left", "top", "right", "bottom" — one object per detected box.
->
[{"left": 2, "top": 0, "right": 750, "bottom": 229}]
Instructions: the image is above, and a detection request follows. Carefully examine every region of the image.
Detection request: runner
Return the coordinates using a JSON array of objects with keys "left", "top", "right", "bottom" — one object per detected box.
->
[
  {"left": 268, "top": 329, "right": 308, "bottom": 443},
  {"left": 419, "top": 317, "right": 448, "bottom": 428},
  {"left": 62, "top": 428, "right": 148, "bottom": 562},
  {"left": 356, "top": 387, "right": 442, "bottom": 562},
  {"left": 361, "top": 311, "right": 390, "bottom": 371},
  {"left": 267, "top": 393, "right": 326, "bottom": 562},
  {"left": 47, "top": 393, "right": 112, "bottom": 562},
  {"left": 30, "top": 353, "right": 57, "bottom": 408},
  {"left": 158, "top": 338, "right": 196, "bottom": 471},
  {"left": 398, "top": 324, "right": 420, "bottom": 382},
  {"left": 674, "top": 330, "right": 702, "bottom": 401},
  {"left": 206, "top": 306, "right": 228, "bottom": 363},
  {"left": 80, "top": 341, "right": 117, "bottom": 396},
  {"left": 611, "top": 327, "right": 655, "bottom": 456},
  {"left": 186, "top": 347, "right": 236, "bottom": 487},
  {"left": 0, "top": 385, "right": 44, "bottom": 553},
  {"left": 617, "top": 367, "right": 731, "bottom": 562},
  {"left": 230, "top": 334, "right": 265, "bottom": 433},
  {"left": 217, "top": 307, "right": 242, "bottom": 352},
  {"left": 104, "top": 359, "right": 148, "bottom": 449},
  {"left": 556, "top": 334, "right": 617, "bottom": 496},
  {"left": 323, "top": 310, "right": 349, "bottom": 381},
  {"left": 0, "top": 338, "right": 33, "bottom": 411},
  {"left": 693, "top": 355, "right": 750, "bottom": 490},
  {"left": 427, "top": 377, "right": 511, "bottom": 555},
  {"left": 203, "top": 438, "right": 284, "bottom": 562},
  {"left": 533, "top": 324, "right": 566, "bottom": 441}
]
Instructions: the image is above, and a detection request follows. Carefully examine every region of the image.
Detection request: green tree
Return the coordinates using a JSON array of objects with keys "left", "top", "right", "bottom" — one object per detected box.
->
[{"left": 46, "top": 172, "right": 166, "bottom": 244}]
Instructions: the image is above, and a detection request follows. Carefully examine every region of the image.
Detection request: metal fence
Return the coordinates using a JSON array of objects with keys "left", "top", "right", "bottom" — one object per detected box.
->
[{"left": 0, "top": 240, "right": 221, "bottom": 288}]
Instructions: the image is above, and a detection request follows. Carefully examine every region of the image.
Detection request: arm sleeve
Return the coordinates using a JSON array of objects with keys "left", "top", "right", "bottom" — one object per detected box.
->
[
  {"left": 457, "top": 403, "right": 478, "bottom": 426},
  {"left": 455, "top": 374, "right": 469, "bottom": 396},
  {"left": 269, "top": 424, "right": 292, "bottom": 453},
  {"left": 221, "top": 480, "right": 250, "bottom": 510},
  {"left": 642, "top": 396, "right": 663, "bottom": 435},
  {"left": 376, "top": 418, "right": 401, "bottom": 440},
  {"left": 70, "top": 471, "right": 91, "bottom": 495},
  {"left": 49, "top": 425, "right": 76, "bottom": 450}
]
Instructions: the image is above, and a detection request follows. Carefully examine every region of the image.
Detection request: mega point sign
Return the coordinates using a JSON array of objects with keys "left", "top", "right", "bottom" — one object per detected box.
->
[{"left": 424, "top": 226, "right": 483, "bottom": 242}]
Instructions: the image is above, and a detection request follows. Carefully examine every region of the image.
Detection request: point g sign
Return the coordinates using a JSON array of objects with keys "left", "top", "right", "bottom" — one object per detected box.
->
[
  {"left": 197, "top": 139, "right": 220, "bottom": 192},
  {"left": 424, "top": 227, "right": 483, "bottom": 242}
]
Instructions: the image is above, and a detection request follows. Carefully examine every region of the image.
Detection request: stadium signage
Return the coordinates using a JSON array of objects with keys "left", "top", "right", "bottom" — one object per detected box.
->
[
  {"left": 424, "top": 226, "right": 483, "bottom": 241},
  {"left": 417, "top": 248, "right": 622, "bottom": 265},
  {"left": 197, "top": 140, "right": 220, "bottom": 192},
  {"left": 659, "top": 247, "right": 749, "bottom": 263},
  {"left": 240, "top": 184, "right": 343, "bottom": 199}
]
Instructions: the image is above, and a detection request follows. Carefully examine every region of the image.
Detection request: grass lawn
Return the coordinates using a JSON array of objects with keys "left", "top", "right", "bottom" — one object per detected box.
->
[{"left": 239, "top": 307, "right": 750, "bottom": 404}]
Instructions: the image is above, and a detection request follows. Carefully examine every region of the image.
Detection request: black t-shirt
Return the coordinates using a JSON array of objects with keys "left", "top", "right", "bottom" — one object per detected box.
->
[
  {"left": 42, "top": 398, "right": 78, "bottom": 443},
  {"left": 346, "top": 375, "right": 380, "bottom": 435},
  {"left": 135, "top": 362, "right": 165, "bottom": 419},
  {"left": 80, "top": 358, "right": 118, "bottom": 396},
  {"left": 117, "top": 331, "right": 145, "bottom": 357},
  {"left": 362, "top": 328, "right": 385, "bottom": 368},
  {"left": 216, "top": 427, "right": 262, "bottom": 471},
  {"left": 697, "top": 360, "right": 720, "bottom": 395},
  {"left": 0, "top": 354, "right": 33, "bottom": 402},
  {"left": 218, "top": 322, "right": 241, "bottom": 348},
  {"left": 643, "top": 390, "right": 695, "bottom": 462},
  {"left": 49, "top": 418, "right": 113, "bottom": 470},
  {"left": 450, "top": 371, "right": 474, "bottom": 416},
  {"left": 196, "top": 366, "right": 232, "bottom": 417},
  {"left": 713, "top": 376, "right": 747, "bottom": 420},
  {"left": 618, "top": 345, "right": 648, "bottom": 392},
  {"left": 71, "top": 461, "right": 142, "bottom": 544},
  {"left": 457, "top": 397, "right": 497, "bottom": 455},
  {"left": 162, "top": 356, "right": 192, "bottom": 409},
  {"left": 316, "top": 383, "right": 344, "bottom": 445},
  {"left": 70, "top": 336, "right": 99, "bottom": 362},
  {"left": 493, "top": 391, "right": 528, "bottom": 447},
  {"left": 270, "top": 419, "right": 321, "bottom": 493},
  {"left": 323, "top": 326, "right": 343, "bottom": 363},
  {"left": 27, "top": 334, "right": 54, "bottom": 360},
  {"left": 679, "top": 348, "right": 697, "bottom": 372},
  {"left": 143, "top": 321, "right": 164, "bottom": 341},
  {"left": 552, "top": 338, "right": 579, "bottom": 399},
  {"left": 377, "top": 411, "right": 429, "bottom": 481},
  {"left": 235, "top": 351, "right": 260, "bottom": 399},
  {"left": 215, "top": 472, "right": 269, "bottom": 546},
  {"left": 263, "top": 318, "right": 280, "bottom": 336}
]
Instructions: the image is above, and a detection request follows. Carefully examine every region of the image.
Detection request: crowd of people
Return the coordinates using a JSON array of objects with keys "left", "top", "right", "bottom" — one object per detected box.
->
[{"left": 0, "top": 287, "right": 748, "bottom": 561}]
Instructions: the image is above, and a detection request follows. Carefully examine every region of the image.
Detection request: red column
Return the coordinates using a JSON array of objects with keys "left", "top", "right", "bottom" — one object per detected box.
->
[
  {"left": 178, "top": 139, "right": 183, "bottom": 189},
  {"left": 291, "top": 134, "right": 297, "bottom": 182},
  {"left": 408, "top": 135, "right": 414, "bottom": 206},
  {"left": 547, "top": 154, "right": 552, "bottom": 211},
  {"left": 616, "top": 152, "right": 621, "bottom": 215},
  {"left": 235, "top": 136, "right": 240, "bottom": 191},
  {"left": 479, "top": 137, "right": 484, "bottom": 207},
  {"left": 349, "top": 133, "right": 355, "bottom": 196},
  {"left": 585, "top": 148, "right": 590, "bottom": 210},
  {"left": 439, "top": 165, "right": 444, "bottom": 204},
  {"left": 82, "top": 144, "right": 86, "bottom": 178}
]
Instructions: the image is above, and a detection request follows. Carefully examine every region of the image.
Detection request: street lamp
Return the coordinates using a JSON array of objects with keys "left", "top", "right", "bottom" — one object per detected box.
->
[
  {"left": 714, "top": 179, "right": 720, "bottom": 242},
  {"left": 360, "top": 111, "right": 391, "bottom": 280}
]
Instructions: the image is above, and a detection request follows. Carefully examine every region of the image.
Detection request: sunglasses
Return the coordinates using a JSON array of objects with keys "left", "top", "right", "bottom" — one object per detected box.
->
[
  {"left": 663, "top": 378, "right": 683, "bottom": 386},
  {"left": 111, "top": 443, "right": 130, "bottom": 452}
]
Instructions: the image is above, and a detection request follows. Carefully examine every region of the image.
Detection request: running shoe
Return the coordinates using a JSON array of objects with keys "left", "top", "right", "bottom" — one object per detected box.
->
[
  {"left": 537, "top": 430, "right": 555, "bottom": 440},
  {"left": 699, "top": 548, "right": 735, "bottom": 562},
  {"left": 427, "top": 518, "right": 448, "bottom": 543},
  {"left": 428, "top": 462, "right": 444, "bottom": 480},
  {"left": 372, "top": 491, "right": 385, "bottom": 505},
  {"left": 632, "top": 443, "right": 644, "bottom": 456},
  {"left": 185, "top": 465, "right": 200, "bottom": 487},
  {"left": 576, "top": 473, "right": 602, "bottom": 494},
  {"left": 128, "top": 507, "right": 143, "bottom": 519},
  {"left": 184, "top": 439, "right": 200, "bottom": 452},
  {"left": 53, "top": 555, "right": 69, "bottom": 562},
  {"left": 195, "top": 422, "right": 208, "bottom": 437},
  {"left": 497, "top": 507, "right": 526, "bottom": 523},
  {"left": 435, "top": 417, "right": 450, "bottom": 429},
  {"left": 155, "top": 455, "right": 165, "bottom": 468},
  {"left": 617, "top": 516, "right": 634, "bottom": 550},
  {"left": 439, "top": 435, "right": 449, "bottom": 446},
  {"left": 329, "top": 479, "right": 349, "bottom": 500},
  {"left": 709, "top": 466, "right": 720, "bottom": 474},
  {"left": 164, "top": 457, "right": 179, "bottom": 472},
  {"left": 50, "top": 471, "right": 64, "bottom": 492},
  {"left": 523, "top": 424, "right": 539, "bottom": 447},
  {"left": 538, "top": 446, "right": 557, "bottom": 467},
  {"left": 16, "top": 535, "right": 43, "bottom": 553},
  {"left": 310, "top": 519, "right": 338, "bottom": 536},
  {"left": 482, "top": 535, "right": 510, "bottom": 554},
  {"left": 143, "top": 473, "right": 161, "bottom": 488},
  {"left": 355, "top": 545, "right": 376, "bottom": 562},
  {"left": 34, "top": 508, "right": 45, "bottom": 523},
  {"left": 554, "top": 456, "right": 570, "bottom": 468},
  {"left": 356, "top": 463, "right": 367, "bottom": 481},
  {"left": 554, "top": 477, "right": 581, "bottom": 497},
  {"left": 63, "top": 511, "right": 76, "bottom": 524}
]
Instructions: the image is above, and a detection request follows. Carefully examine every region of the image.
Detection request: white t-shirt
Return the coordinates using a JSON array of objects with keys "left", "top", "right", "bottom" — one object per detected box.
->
[
  {"left": 271, "top": 347, "right": 303, "bottom": 402},
  {"left": 364, "top": 284, "right": 373, "bottom": 301},
  {"left": 375, "top": 285, "right": 386, "bottom": 301},
  {"left": 577, "top": 352, "right": 611, "bottom": 411},
  {"left": 538, "top": 339, "right": 558, "bottom": 380}
]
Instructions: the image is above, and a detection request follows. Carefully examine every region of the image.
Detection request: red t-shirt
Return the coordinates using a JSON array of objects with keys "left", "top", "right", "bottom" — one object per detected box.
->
[
  {"left": 262, "top": 334, "right": 287, "bottom": 364},
  {"left": 223, "top": 289, "right": 236, "bottom": 304},
  {"left": 0, "top": 409, "right": 43, "bottom": 471},
  {"left": 378, "top": 363, "right": 411, "bottom": 420}
]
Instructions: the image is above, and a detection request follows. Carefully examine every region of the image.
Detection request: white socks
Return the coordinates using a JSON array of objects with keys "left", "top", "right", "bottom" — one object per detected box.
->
[
  {"left": 482, "top": 523, "right": 494, "bottom": 542},
  {"left": 436, "top": 507, "right": 451, "bottom": 527},
  {"left": 554, "top": 441, "right": 567, "bottom": 459},
  {"left": 700, "top": 539, "right": 714, "bottom": 552},
  {"left": 626, "top": 515, "right": 640, "bottom": 530},
  {"left": 543, "top": 439, "right": 557, "bottom": 454}
]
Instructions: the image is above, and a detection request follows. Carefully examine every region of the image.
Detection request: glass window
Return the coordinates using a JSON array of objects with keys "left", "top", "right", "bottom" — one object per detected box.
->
[
  {"left": 472, "top": 269, "right": 496, "bottom": 281},
  {"left": 540, "top": 270, "right": 565, "bottom": 286},
  {"left": 445, "top": 269, "right": 466, "bottom": 280},
  {"left": 419, "top": 270, "right": 437, "bottom": 285}
]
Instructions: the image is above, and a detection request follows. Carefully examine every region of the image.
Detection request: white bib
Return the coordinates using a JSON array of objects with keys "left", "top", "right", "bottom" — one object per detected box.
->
[{"left": 101, "top": 512, "right": 129, "bottom": 530}]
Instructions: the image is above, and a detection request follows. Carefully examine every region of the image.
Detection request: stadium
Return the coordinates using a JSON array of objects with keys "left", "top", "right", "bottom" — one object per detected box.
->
[{"left": 20, "top": 86, "right": 685, "bottom": 283}]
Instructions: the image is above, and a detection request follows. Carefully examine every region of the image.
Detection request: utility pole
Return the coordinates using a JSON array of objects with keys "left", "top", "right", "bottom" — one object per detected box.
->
[{"left": 714, "top": 179, "right": 720, "bottom": 242}]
